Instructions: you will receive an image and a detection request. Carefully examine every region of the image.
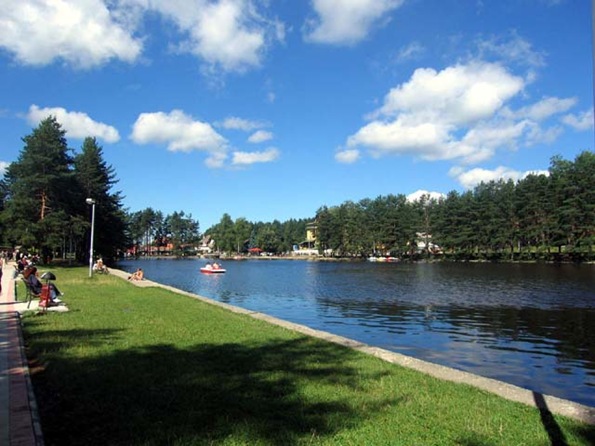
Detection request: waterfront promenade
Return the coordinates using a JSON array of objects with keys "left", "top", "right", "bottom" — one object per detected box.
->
[
  {"left": 0, "top": 262, "right": 44, "bottom": 446},
  {"left": 1, "top": 261, "right": 594, "bottom": 445}
]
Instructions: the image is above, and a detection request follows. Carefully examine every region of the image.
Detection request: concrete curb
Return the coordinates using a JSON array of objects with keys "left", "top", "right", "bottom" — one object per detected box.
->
[{"left": 111, "top": 266, "right": 595, "bottom": 425}]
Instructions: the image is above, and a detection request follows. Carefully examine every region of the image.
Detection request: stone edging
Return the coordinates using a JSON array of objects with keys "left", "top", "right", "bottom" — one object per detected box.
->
[{"left": 110, "top": 267, "right": 595, "bottom": 424}]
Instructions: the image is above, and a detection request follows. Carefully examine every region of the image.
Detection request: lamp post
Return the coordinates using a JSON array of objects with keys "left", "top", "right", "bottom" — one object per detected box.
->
[{"left": 86, "top": 198, "right": 96, "bottom": 277}]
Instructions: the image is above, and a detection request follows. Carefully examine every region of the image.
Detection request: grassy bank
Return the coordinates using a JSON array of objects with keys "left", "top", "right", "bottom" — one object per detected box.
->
[{"left": 19, "top": 267, "right": 594, "bottom": 445}]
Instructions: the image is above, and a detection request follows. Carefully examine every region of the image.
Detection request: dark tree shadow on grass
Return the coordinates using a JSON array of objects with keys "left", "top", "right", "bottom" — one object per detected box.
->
[{"left": 26, "top": 328, "right": 395, "bottom": 446}]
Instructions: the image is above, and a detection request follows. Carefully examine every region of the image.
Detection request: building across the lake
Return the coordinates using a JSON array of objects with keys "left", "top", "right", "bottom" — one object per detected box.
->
[{"left": 294, "top": 221, "right": 318, "bottom": 256}]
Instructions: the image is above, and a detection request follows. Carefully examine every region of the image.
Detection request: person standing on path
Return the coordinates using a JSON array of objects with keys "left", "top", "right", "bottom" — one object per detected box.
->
[{"left": 0, "top": 255, "right": 4, "bottom": 295}]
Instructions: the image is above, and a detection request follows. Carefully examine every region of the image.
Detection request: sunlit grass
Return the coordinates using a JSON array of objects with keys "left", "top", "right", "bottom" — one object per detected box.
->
[{"left": 21, "top": 267, "right": 594, "bottom": 445}]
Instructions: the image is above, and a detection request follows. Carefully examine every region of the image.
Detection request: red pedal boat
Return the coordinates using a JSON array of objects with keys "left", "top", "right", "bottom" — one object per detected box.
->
[{"left": 200, "top": 266, "right": 226, "bottom": 274}]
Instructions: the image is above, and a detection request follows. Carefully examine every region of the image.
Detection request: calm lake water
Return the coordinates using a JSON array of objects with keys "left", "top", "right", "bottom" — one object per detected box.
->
[{"left": 118, "top": 258, "right": 595, "bottom": 408}]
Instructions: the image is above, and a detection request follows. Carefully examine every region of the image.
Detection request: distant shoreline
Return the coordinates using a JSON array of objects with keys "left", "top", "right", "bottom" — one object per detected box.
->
[{"left": 116, "top": 255, "right": 595, "bottom": 265}]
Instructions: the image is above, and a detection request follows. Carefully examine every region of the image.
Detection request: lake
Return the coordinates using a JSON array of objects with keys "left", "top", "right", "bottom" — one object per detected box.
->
[{"left": 118, "top": 258, "right": 595, "bottom": 408}]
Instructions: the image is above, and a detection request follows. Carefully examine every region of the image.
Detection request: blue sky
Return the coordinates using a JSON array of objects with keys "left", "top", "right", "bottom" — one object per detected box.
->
[{"left": 0, "top": 0, "right": 593, "bottom": 231}]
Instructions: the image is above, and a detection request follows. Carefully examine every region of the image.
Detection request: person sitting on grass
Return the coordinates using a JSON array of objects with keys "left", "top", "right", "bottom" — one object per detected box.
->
[
  {"left": 128, "top": 268, "right": 144, "bottom": 281},
  {"left": 93, "top": 258, "right": 108, "bottom": 274}
]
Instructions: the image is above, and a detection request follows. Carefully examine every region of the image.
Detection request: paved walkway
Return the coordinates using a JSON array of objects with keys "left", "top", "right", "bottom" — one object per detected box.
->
[{"left": 0, "top": 263, "right": 45, "bottom": 446}]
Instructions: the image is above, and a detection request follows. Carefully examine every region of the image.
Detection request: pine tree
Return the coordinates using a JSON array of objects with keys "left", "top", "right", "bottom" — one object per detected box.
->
[
  {"left": 1, "top": 117, "right": 76, "bottom": 260},
  {"left": 74, "top": 137, "right": 127, "bottom": 262}
]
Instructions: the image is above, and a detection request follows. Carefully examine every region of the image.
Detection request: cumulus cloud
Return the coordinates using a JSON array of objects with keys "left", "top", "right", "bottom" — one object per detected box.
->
[
  {"left": 346, "top": 60, "right": 579, "bottom": 166},
  {"left": 335, "top": 148, "right": 360, "bottom": 164},
  {"left": 304, "top": 0, "right": 404, "bottom": 45},
  {"left": 449, "top": 165, "right": 549, "bottom": 189},
  {"left": 232, "top": 148, "right": 279, "bottom": 165},
  {"left": 0, "top": 0, "right": 142, "bottom": 68},
  {"left": 129, "top": 111, "right": 281, "bottom": 168},
  {"left": 406, "top": 190, "right": 445, "bottom": 202},
  {"left": 0, "top": 0, "right": 284, "bottom": 72},
  {"left": 562, "top": 109, "right": 594, "bottom": 131},
  {"left": 248, "top": 130, "right": 273, "bottom": 143},
  {"left": 27, "top": 105, "right": 120, "bottom": 143},
  {"left": 369, "top": 62, "right": 524, "bottom": 124},
  {"left": 143, "top": 0, "right": 283, "bottom": 72},
  {"left": 130, "top": 110, "right": 228, "bottom": 165}
]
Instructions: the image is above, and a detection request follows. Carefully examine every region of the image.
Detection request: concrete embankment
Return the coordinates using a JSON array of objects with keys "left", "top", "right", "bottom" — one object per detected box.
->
[{"left": 112, "top": 267, "right": 595, "bottom": 425}]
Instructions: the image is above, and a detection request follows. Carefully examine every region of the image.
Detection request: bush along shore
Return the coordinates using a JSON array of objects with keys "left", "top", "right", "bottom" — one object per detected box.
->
[{"left": 21, "top": 267, "right": 595, "bottom": 445}]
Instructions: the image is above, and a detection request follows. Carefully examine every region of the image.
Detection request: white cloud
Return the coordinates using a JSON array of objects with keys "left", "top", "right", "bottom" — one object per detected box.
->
[
  {"left": 248, "top": 130, "right": 273, "bottom": 143},
  {"left": 218, "top": 116, "right": 265, "bottom": 131},
  {"left": 130, "top": 110, "right": 228, "bottom": 163},
  {"left": 346, "top": 61, "right": 575, "bottom": 165},
  {"left": 406, "top": 190, "right": 445, "bottom": 202},
  {"left": 232, "top": 148, "right": 279, "bottom": 165},
  {"left": 370, "top": 62, "right": 524, "bottom": 124},
  {"left": 508, "top": 96, "right": 577, "bottom": 121},
  {"left": 562, "top": 109, "right": 594, "bottom": 131},
  {"left": 304, "top": 0, "right": 404, "bottom": 45},
  {"left": 0, "top": 1, "right": 284, "bottom": 72},
  {"left": 205, "top": 152, "right": 229, "bottom": 169},
  {"left": 0, "top": 161, "right": 9, "bottom": 176},
  {"left": 27, "top": 105, "right": 120, "bottom": 143},
  {"left": 0, "top": 0, "right": 142, "bottom": 68},
  {"left": 144, "top": 0, "right": 282, "bottom": 72},
  {"left": 449, "top": 165, "right": 549, "bottom": 189},
  {"left": 335, "top": 148, "right": 360, "bottom": 163}
]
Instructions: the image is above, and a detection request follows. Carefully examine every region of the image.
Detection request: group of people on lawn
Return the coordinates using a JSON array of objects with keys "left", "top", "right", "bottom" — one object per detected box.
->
[{"left": 5, "top": 251, "right": 145, "bottom": 306}]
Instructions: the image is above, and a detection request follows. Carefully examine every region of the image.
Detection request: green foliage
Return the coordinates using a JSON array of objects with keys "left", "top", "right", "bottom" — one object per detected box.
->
[
  {"left": 204, "top": 215, "right": 309, "bottom": 255},
  {"left": 314, "top": 151, "right": 595, "bottom": 261},
  {"left": 125, "top": 208, "right": 200, "bottom": 256},
  {"left": 0, "top": 118, "right": 127, "bottom": 263},
  {"left": 74, "top": 137, "right": 127, "bottom": 260},
  {"left": 165, "top": 210, "right": 200, "bottom": 254},
  {"left": 195, "top": 151, "right": 593, "bottom": 260}
]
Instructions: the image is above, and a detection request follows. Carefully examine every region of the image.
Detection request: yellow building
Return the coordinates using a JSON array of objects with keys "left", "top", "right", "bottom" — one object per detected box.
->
[{"left": 296, "top": 221, "right": 318, "bottom": 255}]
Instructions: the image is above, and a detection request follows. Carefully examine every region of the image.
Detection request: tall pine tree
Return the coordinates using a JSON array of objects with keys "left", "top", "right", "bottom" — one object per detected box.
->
[
  {"left": 1, "top": 117, "right": 76, "bottom": 260},
  {"left": 74, "top": 137, "right": 127, "bottom": 262}
]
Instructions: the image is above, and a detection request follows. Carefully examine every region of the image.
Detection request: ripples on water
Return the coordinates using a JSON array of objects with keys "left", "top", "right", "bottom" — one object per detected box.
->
[{"left": 118, "top": 258, "right": 595, "bottom": 408}]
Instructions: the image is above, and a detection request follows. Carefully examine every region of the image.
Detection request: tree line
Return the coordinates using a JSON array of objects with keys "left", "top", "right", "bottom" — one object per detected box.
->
[
  {"left": 204, "top": 213, "right": 309, "bottom": 254},
  {"left": 126, "top": 208, "right": 201, "bottom": 256},
  {"left": 1, "top": 118, "right": 593, "bottom": 263},
  {"left": 315, "top": 151, "right": 594, "bottom": 262}
]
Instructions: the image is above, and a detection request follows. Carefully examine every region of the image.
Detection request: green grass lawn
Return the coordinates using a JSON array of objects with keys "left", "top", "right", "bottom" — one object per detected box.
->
[{"left": 19, "top": 267, "right": 595, "bottom": 445}]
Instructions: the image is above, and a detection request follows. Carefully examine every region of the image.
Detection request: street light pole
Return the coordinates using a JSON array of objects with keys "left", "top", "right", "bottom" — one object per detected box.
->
[{"left": 86, "top": 198, "right": 96, "bottom": 278}]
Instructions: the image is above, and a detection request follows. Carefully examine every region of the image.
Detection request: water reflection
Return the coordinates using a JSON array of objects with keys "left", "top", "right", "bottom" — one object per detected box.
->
[{"left": 118, "top": 258, "right": 595, "bottom": 407}]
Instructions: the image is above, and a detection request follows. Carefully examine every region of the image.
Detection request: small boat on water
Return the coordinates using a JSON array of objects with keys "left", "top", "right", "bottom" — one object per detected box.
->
[
  {"left": 200, "top": 264, "right": 226, "bottom": 274},
  {"left": 200, "top": 267, "right": 226, "bottom": 274}
]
